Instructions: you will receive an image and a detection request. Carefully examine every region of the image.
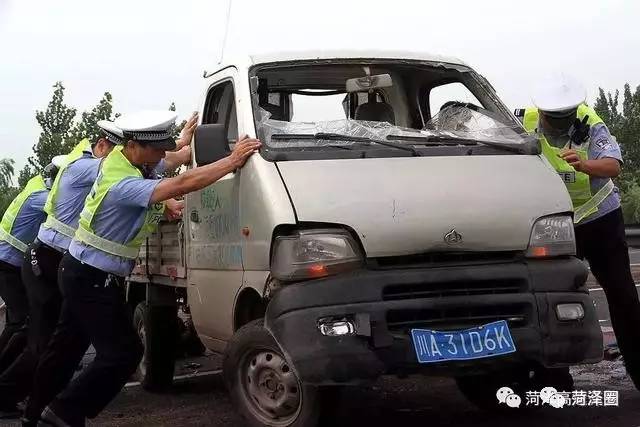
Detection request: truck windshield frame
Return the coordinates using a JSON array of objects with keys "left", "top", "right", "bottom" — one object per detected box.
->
[{"left": 248, "top": 59, "right": 535, "bottom": 162}]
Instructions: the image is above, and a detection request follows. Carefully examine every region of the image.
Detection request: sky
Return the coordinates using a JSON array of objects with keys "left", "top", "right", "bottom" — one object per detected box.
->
[{"left": 0, "top": 0, "right": 639, "bottom": 177}]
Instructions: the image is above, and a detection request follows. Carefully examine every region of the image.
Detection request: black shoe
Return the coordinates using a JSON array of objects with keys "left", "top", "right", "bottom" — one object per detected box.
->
[{"left": 40, "top": 406, "right": 85, "bottom": 427}]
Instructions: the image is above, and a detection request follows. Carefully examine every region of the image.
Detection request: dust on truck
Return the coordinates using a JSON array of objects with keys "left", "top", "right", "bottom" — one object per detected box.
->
[{"left": 127, "top": 50, "right": 603, "bottom": 427}]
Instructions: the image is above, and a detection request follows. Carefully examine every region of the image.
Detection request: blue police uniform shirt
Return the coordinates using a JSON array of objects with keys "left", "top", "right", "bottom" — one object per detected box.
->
[
  {"left": 38, "top": 151, "right": 102, "bottom": 252},
  {"left": 580, "top": 123, "right": 623, "bottom": 225},
  {"left": 68, "top": 161, "right": 166, "bottom": 277},
  {"left": 0, "top": 190, "right": 49, "bottom": 266}
]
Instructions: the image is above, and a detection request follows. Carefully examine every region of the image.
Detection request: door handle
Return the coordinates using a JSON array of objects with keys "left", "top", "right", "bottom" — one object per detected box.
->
[{"left": 190, "top": 210, "right": 200, "bottom": 223}]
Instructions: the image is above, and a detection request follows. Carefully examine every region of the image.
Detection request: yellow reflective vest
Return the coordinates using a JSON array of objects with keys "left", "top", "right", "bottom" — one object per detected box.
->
[
  {"left": 523, "top": 104, "right": 614, "bottom": 223},
  {"left": 74, "top": 147, "right": 165, "bottom": 259},
  {"left": 42, "top": 139, "right": 92, "bottom": 238},
  {"left": 0, "top": 175, "right": 47, "bottom": 252}
]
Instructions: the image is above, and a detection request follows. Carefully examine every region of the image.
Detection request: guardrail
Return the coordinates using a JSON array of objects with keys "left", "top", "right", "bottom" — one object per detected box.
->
[{"left": 626, "top": 226, "right": 640, "bottom": 248}]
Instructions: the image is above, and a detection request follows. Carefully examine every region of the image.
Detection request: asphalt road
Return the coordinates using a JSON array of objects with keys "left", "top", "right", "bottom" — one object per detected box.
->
[
  {"left": 88, "top": 359, "right": 640, "bottom": 426},
  {"left": 2, "top": 251, "right": 640, "bottom": 426}
]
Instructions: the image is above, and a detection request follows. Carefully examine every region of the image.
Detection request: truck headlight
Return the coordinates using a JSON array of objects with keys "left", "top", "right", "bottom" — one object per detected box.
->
[
  {"left": 271, "top": 229, "right": 363, "bottom": 281},
  {"left": 526, "top": 215, "right": 576, "bottom": 258}
]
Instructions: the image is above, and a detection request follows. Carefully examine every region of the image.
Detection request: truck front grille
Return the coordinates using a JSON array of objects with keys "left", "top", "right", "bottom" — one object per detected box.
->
[
  {"left": 386, "top": 303, "right": 532, "bottom": 334},
  {"left": 382, "top": 278, "right": 526, "bottom": 301},
  {"left": 370, "top": 251, "right": 521, "bottom": 270}
]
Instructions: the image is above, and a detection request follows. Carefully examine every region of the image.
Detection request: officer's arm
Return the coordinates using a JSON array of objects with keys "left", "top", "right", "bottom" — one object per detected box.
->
[
  {"left": 562, "top": 125, "right": 622, "bottom": 178},
  {"left": 163, "top": 146, "right": 191, "bottom": 172},
  {"left": 150, "top": 138, "right": 261, "bottom": 204},
  {"left": 561, "top": 151, "right": 622, "bottom": 178},
  {"left": 583, "top": 158, "right": 621, "bottom": 178},
  {"left": 161, "top": 113, "right": 199, "bottom": 172}
]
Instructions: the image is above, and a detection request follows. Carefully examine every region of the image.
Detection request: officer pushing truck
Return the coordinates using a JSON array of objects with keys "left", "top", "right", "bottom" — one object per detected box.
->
[
  {"left": 28, "top": 111, "right": 259, "bottom": 427},
  {"left": 0, "top": 158, "right": 62, "bottom": 382},
  {"left": 0, "top": 126, "right": 119, "bottom": 422}
]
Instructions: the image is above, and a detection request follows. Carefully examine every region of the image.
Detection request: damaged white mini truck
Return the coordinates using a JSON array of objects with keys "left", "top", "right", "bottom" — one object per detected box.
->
[{"left": 127, "top": 50, "right": 603, "bottom": 427}]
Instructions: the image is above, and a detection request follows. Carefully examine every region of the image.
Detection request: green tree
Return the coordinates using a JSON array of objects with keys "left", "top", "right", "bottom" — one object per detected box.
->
[
  {"left": 18, "top": 82, "right": 77, "bottom": 184},
  {"left": 0, "top": 158, "right": 17, "bottom": 217},
  {"left": 594, "top": 83, "right": 640, "bottom": 222},
  {"left": 17, "top": 164, "right": 34, "bottom": 188},
  {"left": 0, "top": 159, "right": 14, "bottom": 189},
  {"left": 30, "top": 82, "right": 77, "bottom": 171},
  {"left": 68, "top": 92, "right": 119, "bottom": 148},
  {"left": 18, "top": 83, "right": 119, "bottom": 186},
  {"left": 0, "top": 188, "right": 19, "bottom": 218},
  {"left": 622, "top": 183, "right": 640, "bottom": 223}
]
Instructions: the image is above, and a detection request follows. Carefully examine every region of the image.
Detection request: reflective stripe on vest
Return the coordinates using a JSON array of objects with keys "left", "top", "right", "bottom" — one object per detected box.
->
[
  {"left": 74, "top": 147, "right": 165, "bottom": 260},
  {"left": 574, "top": 179, "right": 615, "bottom": 224},
  {"left": 42, "top": 139, "right": 92, "bottom": 236},
  {"left": 0, "top": 228, "right": 27, "bottom": 252},
  {"left": 75, "top": 226, "right": 140, "bottom": 259},
  {"left": 43, "top": 215, "right": 77, "bottom": 238},
  {"left": 523, "top": 104, "right": 612, "bottom": 223},
  {"left": 0, "top": 174, "right": 47, "bottom": 252}
]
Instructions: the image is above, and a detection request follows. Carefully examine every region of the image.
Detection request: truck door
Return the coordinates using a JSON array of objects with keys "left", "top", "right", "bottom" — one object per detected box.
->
[{"left": 185, "top": 72, "right": 243, "bottom": 351}]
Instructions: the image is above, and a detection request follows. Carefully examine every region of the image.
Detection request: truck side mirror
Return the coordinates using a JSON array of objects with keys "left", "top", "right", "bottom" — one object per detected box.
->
[{"left": 194, "top": 124, "right": 229, "bottom": 166}]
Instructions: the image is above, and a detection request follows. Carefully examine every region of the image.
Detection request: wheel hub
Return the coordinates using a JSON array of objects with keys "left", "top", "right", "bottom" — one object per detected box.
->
[{"left": 242, "top": 350, "right": 301, "bottom": 423}]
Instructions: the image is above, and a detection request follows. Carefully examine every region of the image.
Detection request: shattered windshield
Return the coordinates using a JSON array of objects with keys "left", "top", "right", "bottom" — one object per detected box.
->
[
  {"left": 257, "top": 105, "right": 529, "bottom": 150},
  {"left": 251, "top": 60, "right": 534, "bottom": 158},
  {"left": 422, "top": 104, "right": 527, "bottom": 143}
]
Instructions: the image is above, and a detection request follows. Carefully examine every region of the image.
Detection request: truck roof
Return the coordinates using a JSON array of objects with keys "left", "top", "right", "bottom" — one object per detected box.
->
[{"left": 206, "top": 49, "right": 469, "bottom": 76}]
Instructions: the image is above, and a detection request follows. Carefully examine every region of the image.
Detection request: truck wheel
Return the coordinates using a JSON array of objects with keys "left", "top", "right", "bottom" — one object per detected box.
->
[
  {"left": 223, "top": 319, "right": 322, "bottom": 427},
  {"left": 133, "top": 302, "right": 178, "bottom": 392},
  {"left": 455, "top": 367, "right": 574, "bottom": 411}
]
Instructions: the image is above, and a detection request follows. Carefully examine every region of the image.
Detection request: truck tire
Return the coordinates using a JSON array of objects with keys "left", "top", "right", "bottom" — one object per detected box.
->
[
  {"left": 133, "top": 302, "right": 179, "bottom": 392},
  {"left": 223, "top": 319, "right": 323, "bottom": 427},
  {"left": 455, "top": 367, "right": 574, "bottom": 411}
]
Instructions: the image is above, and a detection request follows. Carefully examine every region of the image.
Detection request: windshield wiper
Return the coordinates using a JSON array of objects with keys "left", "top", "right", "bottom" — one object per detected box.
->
[
  {"left": 386, "top": 134, "right": 528, "bottom": 154},
  {"left": 387, "top": 134, "right": 478, "bottom": 146},
  {"left": 271, "top": 133, "right": 420, "bottom": 156}
]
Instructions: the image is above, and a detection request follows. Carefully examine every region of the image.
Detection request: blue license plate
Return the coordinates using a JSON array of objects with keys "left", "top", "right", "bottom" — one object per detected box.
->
[{"left": 411, "top": 320, "right": 516, "bottom": 364}]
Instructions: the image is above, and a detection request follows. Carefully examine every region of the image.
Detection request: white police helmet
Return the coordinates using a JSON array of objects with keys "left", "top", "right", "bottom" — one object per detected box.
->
[
  {"left": 114, "top": 111, "right": 178, "bottom": 150},
  {"left": 97, "top": 120, "right": 124, "bottom": 145},
  {"left": 532, "top": 73, "right": 586, "bottom": 115}
]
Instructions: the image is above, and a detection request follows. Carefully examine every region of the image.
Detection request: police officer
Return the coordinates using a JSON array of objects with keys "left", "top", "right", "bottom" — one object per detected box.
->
[
  {"left": 0, "top": 158, "right": 62, "bottom": 402},
  {"left": 33, "top": 111, "right": 260, "bottom": 426},
  {"left": 520, "top": 74, "right": 640, "bottom": 390},
  {"left": 0, "top": 127, "right": 118, "bottom": 421},
  {"left": 15, "top": 115, "right": 197, "bottom": 425}
]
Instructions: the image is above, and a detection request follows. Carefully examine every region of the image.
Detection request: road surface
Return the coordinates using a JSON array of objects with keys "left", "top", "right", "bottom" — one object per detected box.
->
[{"left": 86, "top": 359, "right": 640, "bottom": 426}]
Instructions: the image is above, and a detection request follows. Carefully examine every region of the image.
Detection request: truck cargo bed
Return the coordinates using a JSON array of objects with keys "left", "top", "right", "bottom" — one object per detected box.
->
[{"left": 129, "top": 220, "right": 187, "bottom": 287}]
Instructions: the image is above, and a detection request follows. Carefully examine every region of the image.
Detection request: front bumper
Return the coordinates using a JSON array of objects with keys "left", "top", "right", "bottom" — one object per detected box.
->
[{"left": 265, "top": 258, "right": 603, "bottom": 386}]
